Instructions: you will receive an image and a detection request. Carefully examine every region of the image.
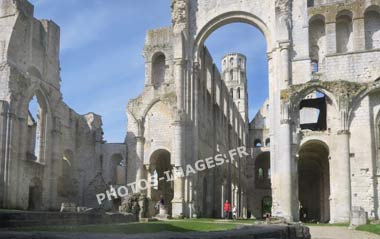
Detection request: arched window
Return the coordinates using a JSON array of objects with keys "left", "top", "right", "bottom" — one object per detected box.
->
[
  {"left": 299, "top": 91, "right": 327, "bottom": 131},
  {"left": 111, "top": 154, "right": 125, "bottom": 185},
  {"left": 311, "top": 60, "right": 319, "bottom": 73},
  {"left": 26, "top": 93, "right": 47, "bottom": 163},
  {"left": 152, "top": 53, "right": 166, "bottom": 88},
  {"left": 309, "top": 16, "right": 325, "bottom": 72},
  {"left": 230, "top": 88, "right": 234, "bottom": 98},
  {"left": 255, "top": 152, "right": 271, "bottom": 189},
  {"left": 336, "top": 11, "right": 353, "bottom": 53},
  {"left": 254, "top": 139, "right": 262, "bottom": 148},
  {"left": 230, "top": 70, "right": 233, "bottom": 81},
  {"left": 265, "top": 138, "right": 270, "bottom": 147},
  {"left": 365, "top": 7, "right": 380, "bottom": 50},
  {"left": 237, "top": 87, "right": 241, "bottom": 99}
]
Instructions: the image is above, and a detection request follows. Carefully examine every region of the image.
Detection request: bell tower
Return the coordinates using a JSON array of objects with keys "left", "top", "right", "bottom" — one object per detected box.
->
[{"left": 222, "top": 53, "right": 248, "bottom": 123}]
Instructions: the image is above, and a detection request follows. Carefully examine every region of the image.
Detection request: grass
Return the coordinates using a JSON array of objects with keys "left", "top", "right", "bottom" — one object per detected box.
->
[
  {"left": 305, "top": 223, "right": 349, "bottom": 227},
  {"left": 11, "top": 220, "right": 242, "bottom": 235},
  {"left": 357, "top": 224, "right": 380, "bottom": 235}
]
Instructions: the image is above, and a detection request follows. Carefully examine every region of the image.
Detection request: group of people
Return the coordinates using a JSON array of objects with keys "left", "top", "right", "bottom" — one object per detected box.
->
[{"left": 223, "top": 200, "right": 238, "bottom": 219}]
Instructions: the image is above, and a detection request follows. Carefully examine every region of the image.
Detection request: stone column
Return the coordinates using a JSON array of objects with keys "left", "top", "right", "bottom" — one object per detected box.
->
[
  {"left": 174, "top": 59, "right": 185, "bottom": 110},
  {"left": 331, "top": 129, "right": 351, "bottom": 223},
  {"left": 49, "top": 117, "right": 62, "bottom": 210},
  {"left": 0, "top": 101, "right": 9, "bottom": 207},
  {"left": 135, "top": 136, "right": 145, "bottom": 193},
  {"left": 172, "top": 119, "right": 184, "bottom": 218},
  {"left": 145, "top": 165, "right": 152, "bottom": 198},
  {"left": 276, "top": 41, "right": 294, "bottom": 221}
]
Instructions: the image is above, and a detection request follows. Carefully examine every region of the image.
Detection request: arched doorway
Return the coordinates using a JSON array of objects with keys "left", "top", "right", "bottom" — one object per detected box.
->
[
  {"left": 254, "top": 152, "right": 272, "bottom": 218},
  {"left": 298, "top": 140, "right": 330, "bottom": 223},
  {"left": 149, "top": 149, "right": 174, "bottom": 215}
]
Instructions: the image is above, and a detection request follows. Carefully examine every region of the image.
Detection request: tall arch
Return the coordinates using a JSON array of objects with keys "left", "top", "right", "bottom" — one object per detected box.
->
[
  {"left": 298, "top": 140, "right": 330, "bottom": 223},
  {"left": 193, "top": 11, "right": 273, "bottom": 60},
  {"left": 25, "top": 89, "right": 50, "bottom": 163},
  {"left": 365, "top": 6, "right": 380, "bottom": 50},
  {"left": 148, "top": 149, "right": 173, "bottom": 216},
  {"left": 309, "top": 15, "right": 326, "bottom": 72},
  {"left": 336, "top": 10, "right": 353, "bottom": 53},
  {"left": 152, "top": 53, "right": 166, "bottom": 88}
]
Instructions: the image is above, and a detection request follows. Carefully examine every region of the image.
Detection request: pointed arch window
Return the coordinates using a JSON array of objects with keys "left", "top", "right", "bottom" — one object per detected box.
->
[{"left": 26, "top": 92, "right": 48, "bottom": 163}]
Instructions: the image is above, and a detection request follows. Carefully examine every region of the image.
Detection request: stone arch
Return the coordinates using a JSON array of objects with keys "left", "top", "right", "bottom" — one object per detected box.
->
[
  {"left": 142, "top": 99, "right": 173, "bottom": 121},
  {"left": 142, "top": 101, "right": 173, "bottom": 164},
  {"left": 336, "top": 10, "right": 353, "bottom": 53},
  {"left": 193, "top": 11, "right": 273, "bottom": 60},
  {"left": 151, "top": 52, "right": 167, "bottom": 88},
  {"left": 111, "top": 153, "right": 125, "bottom": 185},
  {"left": 24, "top": 88, "right": 50, "bottom": 163},
  {"left": 298, "top": 140, "right": 330, "bottom": 223},
  {"left": 255, "top": 152, "right": 271, "bottom": 189},
  {"left": 292, "top": 86, "right": 339, "bottom": 112},
  {"left": 364, "top": 5, "right": 380, "bottom": 50},
  {"left": 348, "top": 85, "right": 380, "bottom": 129},
  {"left": 148, "top": 148, "right": 173, "bottom": 215},
  {"left": 309, "top": 15, "right": 326, "bottom": 72},
  {"left": 254, "top": 139, "right": 262, "bottom": 147}
]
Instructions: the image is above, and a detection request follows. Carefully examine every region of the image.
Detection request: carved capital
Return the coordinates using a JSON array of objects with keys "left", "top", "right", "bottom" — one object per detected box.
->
[
  {"left": 279, "top": 41, "right": 291, "bottom": 51},
  {"left": 135, "top": 136, "right": 145, "bottom": 143}
]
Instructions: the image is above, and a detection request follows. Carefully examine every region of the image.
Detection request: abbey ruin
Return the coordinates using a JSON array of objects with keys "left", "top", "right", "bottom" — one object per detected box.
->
[{"left": 1, "top": 0, "right": 380, "bottom": 225}]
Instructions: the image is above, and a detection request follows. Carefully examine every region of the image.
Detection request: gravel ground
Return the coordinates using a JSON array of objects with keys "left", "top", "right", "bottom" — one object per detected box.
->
[{"left": 310, "top": 226, "right": 380, "bottom": 239}]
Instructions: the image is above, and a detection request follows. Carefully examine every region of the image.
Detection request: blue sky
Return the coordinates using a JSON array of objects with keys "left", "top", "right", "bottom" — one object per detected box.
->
[{"left": 30, "top": 0, "right": 268, "bottom": 143}]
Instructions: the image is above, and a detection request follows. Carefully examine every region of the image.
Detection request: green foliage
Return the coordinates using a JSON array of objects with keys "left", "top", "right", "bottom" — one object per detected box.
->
[
  {"left": 13, "top": 220, "right": 239, "bottom": 234},
  {"left": 357, "top": 224, "right": 380, "bottom": 235}
]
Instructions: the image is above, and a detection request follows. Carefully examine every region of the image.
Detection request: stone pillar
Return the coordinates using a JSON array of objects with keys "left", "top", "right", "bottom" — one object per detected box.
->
[
  {"left": 331, "top": 130, "right": 351, "bottom": 223},
  {"left": 174, "top": 59, "right": 185, "bottom": 110},
  {"left": 145, "top": 165, "right": 152, "bottom": 198},
  {"left": 326, "top": 22, "right": 337, "bottom": 54},
  {"left": 135, "top": 136, "right": 145, "bottom": 193},
  {"left": 353, "top": 17, "right": 365, "bottom": 51},
  {"left": 49, "top": 117, "right": 62, "bottom": 210},
  {"left": 276, "top": 41, "right": 294, "bottom": 221},
  {"left": 0, "top": 101, "right": 8, "bottom": 208},
  {"left": 172, "top": 119, "right": 184, "bottom": 218}
]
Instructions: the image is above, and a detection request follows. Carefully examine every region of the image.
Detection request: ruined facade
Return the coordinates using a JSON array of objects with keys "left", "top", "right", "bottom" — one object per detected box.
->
[
  {"left": 127, "top": 0, "right": 380, "bottom": 223},
  {"left": 0, "top": 0, "right": 127, "bottom": 211},
  {"left": 1, "top": 0, "right": 380, "bottom": 225}
]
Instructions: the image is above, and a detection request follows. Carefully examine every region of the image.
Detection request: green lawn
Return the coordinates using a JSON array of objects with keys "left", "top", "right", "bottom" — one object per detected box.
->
[
  {"left": 305, "top": 223, "right": 349, "bottom": 227},
  {"left": 357, "top": 224, "right": 380, "bottom": 235},
  {"left": 11, "top": 220, "right": 243, "bottom": 235}
]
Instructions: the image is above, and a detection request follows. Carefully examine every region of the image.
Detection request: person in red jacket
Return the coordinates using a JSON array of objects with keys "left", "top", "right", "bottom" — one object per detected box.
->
[{"left": 223, "top": 200, "right": 231, "bottom": 219}]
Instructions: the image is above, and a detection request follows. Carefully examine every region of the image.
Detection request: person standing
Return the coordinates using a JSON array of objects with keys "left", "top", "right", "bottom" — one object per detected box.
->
[{"left": 223, "top": 200, "right": 231, "bottom": 219}]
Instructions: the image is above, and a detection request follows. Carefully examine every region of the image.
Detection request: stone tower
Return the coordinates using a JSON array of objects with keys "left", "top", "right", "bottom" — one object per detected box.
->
[{"left": 222, "top": 53, "right": 248, "bottom": 123}]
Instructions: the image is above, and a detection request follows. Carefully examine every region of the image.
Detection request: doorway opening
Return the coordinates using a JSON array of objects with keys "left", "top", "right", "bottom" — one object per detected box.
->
[{"left": 298, "top": 141, "right": 330, "bottom": 223}]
